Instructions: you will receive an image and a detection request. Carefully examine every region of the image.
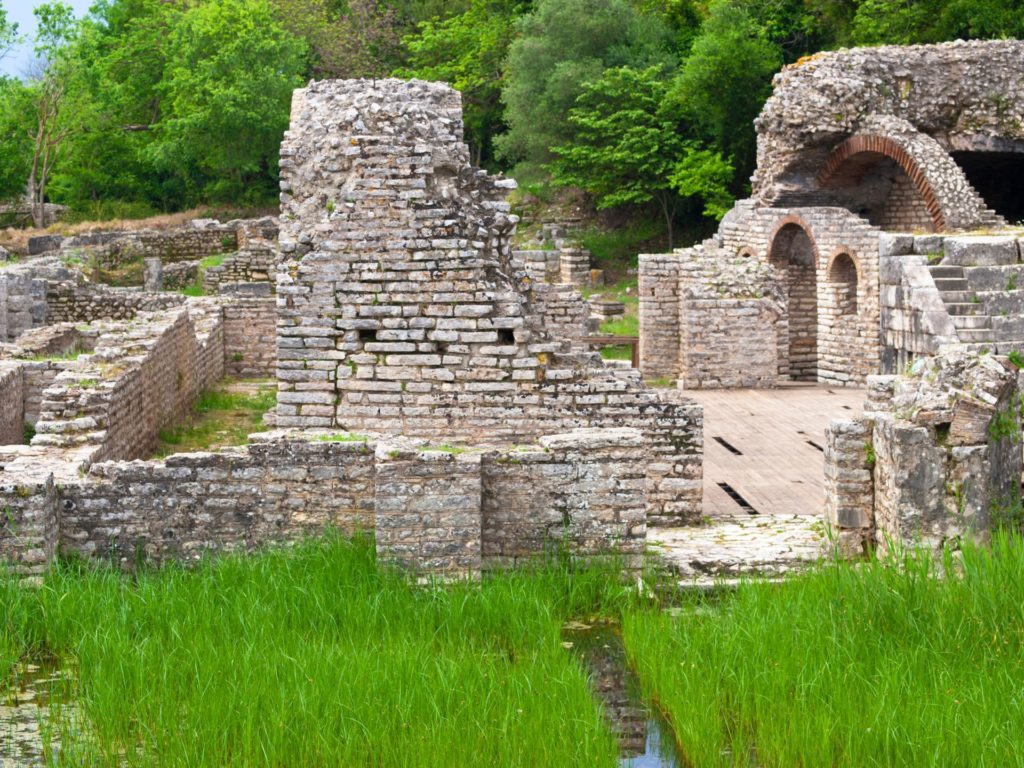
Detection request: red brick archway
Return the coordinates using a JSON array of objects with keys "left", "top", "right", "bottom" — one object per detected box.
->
[
  {"left": 767, "top": 216, "right": 820, "bottom": 381},
  {"left": 817, "top": 134, "right": 946, "bottom": 231}
]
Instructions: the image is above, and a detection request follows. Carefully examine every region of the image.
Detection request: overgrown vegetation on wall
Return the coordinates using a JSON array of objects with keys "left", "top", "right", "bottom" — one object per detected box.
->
[{"left": 2, "top": 0, "right": 1024, "bottom": 230}]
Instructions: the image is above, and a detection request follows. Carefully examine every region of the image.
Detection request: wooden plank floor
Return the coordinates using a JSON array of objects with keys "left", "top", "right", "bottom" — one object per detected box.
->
[{"left": 686, "top": 384, "right": 865, "bottom": 517}]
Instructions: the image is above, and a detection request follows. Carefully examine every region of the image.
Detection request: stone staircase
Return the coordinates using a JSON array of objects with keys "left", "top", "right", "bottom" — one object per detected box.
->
[{"left": 928, "top": 264, "right": 995, "bottom": 348}]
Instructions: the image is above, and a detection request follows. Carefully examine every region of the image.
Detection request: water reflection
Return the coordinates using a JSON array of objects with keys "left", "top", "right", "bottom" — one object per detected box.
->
[
  {"left": 1, "top": 661, "right": 72, "bottom": 766},
  {"left": 563, "top": 622, "right": 683, "bottom": 768}
]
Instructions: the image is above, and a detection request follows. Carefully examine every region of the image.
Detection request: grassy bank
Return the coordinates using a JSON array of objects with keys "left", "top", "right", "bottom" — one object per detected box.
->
[
  {"left": 623, "top": 535, "right": 1024, "bottom": 767},
  {"left": 155, "top": 380, "right": 276, "bottom": 457},
  {"left": 1, "top": 535, "right": 626, "bottom": 766}
]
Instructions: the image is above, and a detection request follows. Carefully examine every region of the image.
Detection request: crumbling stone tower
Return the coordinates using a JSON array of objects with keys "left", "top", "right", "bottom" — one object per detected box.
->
[{"left": 276, "top": 78, "right": 702, "bottom": 527}]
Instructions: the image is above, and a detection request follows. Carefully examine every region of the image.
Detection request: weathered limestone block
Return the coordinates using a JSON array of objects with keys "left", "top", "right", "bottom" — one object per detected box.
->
[
  {"left": 0, "top": 363, "right": 24, "bottom": 445},
  {"left": 943, "top": 236, "right": 1019, "bottom": 267},
  {"left": 143, "top": 258, "right": 163, "bottom": 291},
  {"left": 872, "top": 417, "right": 946, "bottom": 550},
  {"left": 0, "top": 474, "right": 58, "bottom": 575}
]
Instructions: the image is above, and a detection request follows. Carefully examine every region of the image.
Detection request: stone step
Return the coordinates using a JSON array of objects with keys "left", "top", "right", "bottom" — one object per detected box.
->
[
  {"left": 959, "top": 342, "right": 997, "bottom": 355},
  {"left": 938, "top": 290, "right": 976, "bottom": 304},
  {"left": 928, "top": 265, "right": 965, "bottom": 279},
  {"left": 933, "top": 277, "right": 969, "bottom": 292},
  {"left": 951, "top": 315, "right": 992, "bottom": 330},
  {"left": 944, "top": 302, "right": 986, "bottom": 316},
  {"left": 957, "top": 328, "right": 996, "bottom": 342}
]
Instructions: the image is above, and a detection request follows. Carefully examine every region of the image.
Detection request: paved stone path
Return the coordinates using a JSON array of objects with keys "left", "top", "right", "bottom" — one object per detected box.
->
[
  {"left": 650, "top": 514, "right": 829, "bottom": 584},
  {"left": 649, "top": 385, "right": 862, "bottom": 582},
  {"left": 686, "top": 384, "right": 866, "bottom": 517}
]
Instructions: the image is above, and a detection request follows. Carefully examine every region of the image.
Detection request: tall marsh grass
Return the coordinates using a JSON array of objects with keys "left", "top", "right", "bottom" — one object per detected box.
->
[
  {"left": 623, "top": 534, "right": 1024, "bottom": 767},
  {"left": 2, "top": 534, "right": 627, "bottom": 766}
]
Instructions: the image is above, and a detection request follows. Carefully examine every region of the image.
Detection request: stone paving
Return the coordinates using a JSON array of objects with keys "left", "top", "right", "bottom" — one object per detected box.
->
[{"left": 650, "top": 514, "right": 829, "bottom": 584}]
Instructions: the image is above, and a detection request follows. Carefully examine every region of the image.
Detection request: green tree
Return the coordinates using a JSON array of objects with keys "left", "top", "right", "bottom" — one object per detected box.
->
[
  {"left": 0, "top": 80, "right": 34, "bottom": 202},
  {"left": 550, "top": 66, "right": 732, "bottom": 248},
  {"left": 0, "top": 1, "right": 20, "bottom": 61},
  {"left": 150, "top": 0, "right": 307, "bottom": 203},
  {"left": 497, "top": 0, "right": 675, "bottom": 171},
  {"left": 669, "top": 0, "right": 781, "bottom": 186},
  {"left": 26, "top": 1, "right": 82, "bottom": 226},
  {"left": 402, "top": 0, "right": 530, "bottom": 166}
]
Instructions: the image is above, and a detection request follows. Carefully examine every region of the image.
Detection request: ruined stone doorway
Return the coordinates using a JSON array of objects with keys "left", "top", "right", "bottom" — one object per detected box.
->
[{"left": 769, "top": 223, "right": 819, "bottom": 381}]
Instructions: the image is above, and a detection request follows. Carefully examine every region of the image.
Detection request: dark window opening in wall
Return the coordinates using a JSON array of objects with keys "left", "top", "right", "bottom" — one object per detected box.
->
[
  {"left": 358, "top": 328, "right": 377, "bottom": 343},
  {"left": 496, "top": 328, "right": 515, "bottom": 345},
  {"left": 828, "top": 253, "right": 858, "bottom": 315},
  {"left": 952, "top": 151, "right": 1024, "bottom": 224}
]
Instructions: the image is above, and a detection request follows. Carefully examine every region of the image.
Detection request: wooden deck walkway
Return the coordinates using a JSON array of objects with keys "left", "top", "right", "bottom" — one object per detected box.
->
[{"left": 686, "top": 384, "right": 865, "bottom": 518}]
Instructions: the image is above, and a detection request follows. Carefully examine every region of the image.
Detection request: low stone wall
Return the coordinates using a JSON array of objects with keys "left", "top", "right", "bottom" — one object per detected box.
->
[
  {"left": 481, "top": 429, "right": 646, "bottom": 567},
  {"left": 32, "top": 304, "right": 226, "bottom": 463},
  {"left": 204, "top": 244, "right": 277, "bottom": 294},
  {"left": 4, "top": 427, "right": 647, "bottom": 574},
  {"left": 0, "top": 363, "right": 24, "bottom": 444},
  {"left": 64, "top": 436, "right": 376, "bottom": 563},
  {"left": 46, "top": 281, "right": 186, "bottom": 324},
  {"left": 530, "top": 284, "right": 593, "bottom": 345}
]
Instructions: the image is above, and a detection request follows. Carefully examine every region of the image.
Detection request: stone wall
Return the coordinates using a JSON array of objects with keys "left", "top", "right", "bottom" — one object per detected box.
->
[
  {"left": 275, "top": 78, "right": 702, "bottom": 525},
  {"left": 0, "top": 363, "right": 24, "bottom": 444},
  {"left": 825, "top": 352, "right": 1022, "bottom": 552},
  {"left": 641, "top": 203, "right": 882, "bottom": 387},
  {"left": 203, "top": 243, "right": 278, "bottom": 294},
  {"left": 30, "top": 304, "right": 225, "bottom": 463},
  {"left": 63, "top": 435, "right": 376, "bottom": 563},
  {"left": 481, "top": 428, "right": 647, "bottom": 567},
  {"left": 3, "top": 427, "right": 647, "bottom": 574},
  {"left": 223, "top": 294, "right": 276, "bottom": 378},
  {"left": 0, "top": 266, "right": 48, "bottom": 342}
]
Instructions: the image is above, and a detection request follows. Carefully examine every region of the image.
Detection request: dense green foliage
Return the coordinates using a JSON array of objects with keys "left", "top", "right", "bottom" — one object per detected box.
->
[
  {"left": 624, "top": 534, "right": 1024, "bottom": 766},
  {"left": 1, "top": 534, "right": 627, "bottom": 765},
  {"left": 1, "top": 0, "right": 1023, "bottom": 228}
]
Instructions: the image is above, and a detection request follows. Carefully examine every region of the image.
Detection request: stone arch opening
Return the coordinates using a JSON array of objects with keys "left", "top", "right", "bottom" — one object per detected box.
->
[
  {"left": 768, "top": 221, "right": 819, "bottom": 381},
  {"left": 827, "top": 252, "right": 858, "bottom": 316},
  {"left": 818, "top": 136, "right": 944, "bottom": 232}
]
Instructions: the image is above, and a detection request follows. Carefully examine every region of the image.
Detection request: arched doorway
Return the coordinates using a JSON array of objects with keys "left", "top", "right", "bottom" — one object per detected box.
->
[{"left": 769, "top": 222, "right": 819, "bottom": 381}]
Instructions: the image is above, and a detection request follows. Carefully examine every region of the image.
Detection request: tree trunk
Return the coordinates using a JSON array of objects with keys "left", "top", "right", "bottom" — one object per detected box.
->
[{"left": 657, "top": 192, "right": 675, "bottom": 251}]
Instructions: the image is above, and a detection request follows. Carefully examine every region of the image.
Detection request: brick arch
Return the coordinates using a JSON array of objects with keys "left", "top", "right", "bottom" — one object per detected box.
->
[
  {"left": 818, "top": 134, "right": 946, "bottom": 231},
  {"left": 767, "top": 216, "right": 820, "bottom": 381},
  {"left": 827, "top": 249, "right": 859, "bottom": 315},
  {"left": 766, "top": 215, "right": 821, "bottom": 268}
]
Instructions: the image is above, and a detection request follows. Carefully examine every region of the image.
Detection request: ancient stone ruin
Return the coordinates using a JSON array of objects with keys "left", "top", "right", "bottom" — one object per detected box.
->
[
  {"left": 0, "top": 79, "right": 701, "bottom": 577},
  {"left": 3, "top": 40, "right": 1024, "bottom": 580},
  {"left": 640, "top": 39, "right": 1024, "bottom": 556}
]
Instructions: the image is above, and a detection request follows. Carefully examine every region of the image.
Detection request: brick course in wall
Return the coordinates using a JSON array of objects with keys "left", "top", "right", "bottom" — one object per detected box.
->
[{"left": 0, "top": 363, "right": 24, "bottom": 444}]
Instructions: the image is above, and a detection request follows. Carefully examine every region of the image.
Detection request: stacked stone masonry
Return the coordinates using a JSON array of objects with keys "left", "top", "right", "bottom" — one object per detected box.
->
[{"left": 276, "top": 78, "right": 702, "bottom": 529}]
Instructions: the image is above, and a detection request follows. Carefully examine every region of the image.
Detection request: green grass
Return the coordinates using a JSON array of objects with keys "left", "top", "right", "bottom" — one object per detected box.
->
[
  {"left": 155, "top": 381, "right": 276, "bottom": 456},
  {"left": 1, "top": 534, "right": 627, "bottom": 766},
  {"left": 623, "top": 534, "right": 1024, "bottom": 767},
  {"left": 200, "top": 253, "right": 226, "bottom": 270},
  {"left": 579, "top": 220, "right": 664, "bottom": 272}
]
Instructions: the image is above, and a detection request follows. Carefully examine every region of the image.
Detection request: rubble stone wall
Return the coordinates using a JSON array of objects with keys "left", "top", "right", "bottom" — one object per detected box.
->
[
  {"left": 0, "top": 473, "right": 58, "bottom": 574},
  {"left": 825, "top": 353, "right": 1023, "bottom": 552},
  {"left": 753, "top": 40, "right": 1024, "bottom": 228},
  {"left": 0, "top": 268, "right": 48, "bottom": 342},
  {"left": 0, "top": 363, "right": 24, "bottom": 444}
]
